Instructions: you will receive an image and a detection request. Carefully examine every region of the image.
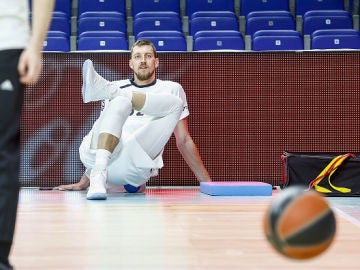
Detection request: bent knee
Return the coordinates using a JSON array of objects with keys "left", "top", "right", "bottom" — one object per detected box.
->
[{"left": 107, "top": 96, "right": 132, "bottom": 116}]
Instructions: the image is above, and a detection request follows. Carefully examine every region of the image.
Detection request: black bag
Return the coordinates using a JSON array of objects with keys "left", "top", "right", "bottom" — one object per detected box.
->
[{"left": 282, "top": 152, "right": 360, "bottom": 196}]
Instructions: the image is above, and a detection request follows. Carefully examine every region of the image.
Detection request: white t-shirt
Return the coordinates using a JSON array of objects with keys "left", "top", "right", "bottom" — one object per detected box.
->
[
  {"left": 0, "top": 0, "right": 30, "bottom": 50},
  {"left": 84, "top": 78, "right": 189, "bottom": 177},
  {"left": 100, "top": 78, "right": 189, "bottom": 140},
  {"left": 116, "top": 78, "right": 189, "bottom": 137}
]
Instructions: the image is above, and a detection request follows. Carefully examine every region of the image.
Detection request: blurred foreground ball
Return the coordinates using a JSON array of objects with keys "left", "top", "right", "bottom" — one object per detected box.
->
[{"left": 263, "top": 185, "right": 336, "bottom": 259}]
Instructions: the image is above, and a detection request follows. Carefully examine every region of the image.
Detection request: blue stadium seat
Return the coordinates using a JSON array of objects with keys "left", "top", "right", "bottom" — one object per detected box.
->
[
  {"left": 30, "top": 11, "right": 71, "bottom": 40},
  {"left": 240, "top": 0, "right": 289, "bottom": 17},
  {"left": 135, "top": 36, "right": 187, "bottom": 51},
  {"left": 247, "top": 10, "right": 293, "bottom": 19},
  {"left": 79, "top": 11, "right": 125, "bottom": 20},
  {"left": 133, "top": 17, "right": 182, "bottom": 37},
  {"left": 78, "top": 32, "right": 128, "bottom": 51},
  {"left": 190, "top": 17, "right": 238, "bottom": 36},
  {"left": 303, "top": 11, "right": 353, "bottom": 35},
  {"left": 132, "top": 0, "right": 180, "bottom": 16},
  {"left": 78, "top": 0, "right": 126, "bottom": 16},
  {"left": 186, "top": 0, "right": 234, "bottom": 17},
  {"left": 304, "top": 10, "right": 351, "bottom": 17},
  {"left": 295, "top": 0, "right": 344, "bottom": 16},
  {"left": 52, "top": 11, "right": 69, "bottom": 19},
  {"left": 29, "top": 0, "right": 71, "bottom": 18},
  {"left": 311, "top": 29, "right": 360, "bottom": 49},
  {"left": 312, "top": 29, "right": 360, "bottom": 37},
  {"left": 190, "top": 11, "right": 237, "bottom": 20},
  {"left": 54, "top": 0, "right": 71, "bottom": 18},
  {"left": 253, "top": 29, "right": 301, "bottom": 39},
  {"left": 43, "top": 31, "right": 70, "bottom": 52},
  {"left": 252, "top": 35, "right": 304, "bottom": 51},
  {"left": 194, "top": 35, "right": 244, "bottom": 51},
  {"left": 78, "top": 13, "right": 127, "bottom": 36},
  {"left": 49, "top": 15, "right": 71, "bottom": 36},
  {"left": 47, "top": 30, "right": 69, "bottom": 38},
  {"left": 194, "top": 30, "right": 242, "bottom": 39},
  {"left": 134, "top": 11, "right": 180, "bottom": 20},
  {"left": 246, "top": 16, "right": 295, "bottom": 36},
  {"left": 136, "top": 30, "right": 186, "bottom": 51},
  {"left": 137, "top": 30, "right": 183, "bottom": 39},
  {"left": 312, "top": 35, "right": 360, "bottom": 49},
  {"left": 78, "top": 30, "right": 126, "bottom": 39}
]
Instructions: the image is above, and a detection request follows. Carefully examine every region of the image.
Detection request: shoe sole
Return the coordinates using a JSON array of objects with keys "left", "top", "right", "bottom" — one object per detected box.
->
[
  {"left": 82, "top": 59, "right": 92, "bottom": 103},
  {"left": 86, "top": 193, "right": 107, "bottom": 200}
]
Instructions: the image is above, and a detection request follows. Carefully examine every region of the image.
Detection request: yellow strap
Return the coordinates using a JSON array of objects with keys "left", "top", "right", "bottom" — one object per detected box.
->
[
  {"left": 311, "top": 155, "right": 343, "bottom": 192},
  {"left": 314, "top": 185, "right": 332, "bottom": 193},
  {"left": 327, "top": 155, "right": 351, "bottom": 193},
  {"left": 312, "top": 154, "right": 353, "bottom": 193}
]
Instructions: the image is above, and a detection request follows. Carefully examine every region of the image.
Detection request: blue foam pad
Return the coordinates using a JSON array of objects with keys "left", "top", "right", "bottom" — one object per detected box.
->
[{"left": 200, "top": 181, "right": 272, "bottom": 196}]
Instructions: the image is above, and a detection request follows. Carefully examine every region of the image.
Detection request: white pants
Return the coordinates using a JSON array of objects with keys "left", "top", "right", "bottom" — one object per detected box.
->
[
  {"left": 80, "top": 133, "right": 159, "bottom": 186},
  {"left": 79, "top": 92, "right": 183, "bottom": 187}
]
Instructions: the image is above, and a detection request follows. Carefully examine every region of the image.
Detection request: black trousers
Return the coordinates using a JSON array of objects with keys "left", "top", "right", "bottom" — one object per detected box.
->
[{"left": 0, "top": 49, "right": 23, "bottom": 265}]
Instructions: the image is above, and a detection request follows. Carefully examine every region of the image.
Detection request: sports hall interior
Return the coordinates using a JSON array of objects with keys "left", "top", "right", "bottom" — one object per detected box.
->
[{"left": 13, "top": 0, "right": 360, "bottom": 269}]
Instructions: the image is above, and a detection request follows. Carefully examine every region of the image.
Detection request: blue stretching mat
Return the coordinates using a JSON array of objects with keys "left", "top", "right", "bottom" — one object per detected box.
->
[{"left": 200, "top": 181, "right": 272, "bottom": 196}]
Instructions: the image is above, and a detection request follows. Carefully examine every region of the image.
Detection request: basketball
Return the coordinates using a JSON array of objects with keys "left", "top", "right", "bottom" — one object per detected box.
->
[{"left": 263, "top": 185, "right": 336, "bottom": 260}]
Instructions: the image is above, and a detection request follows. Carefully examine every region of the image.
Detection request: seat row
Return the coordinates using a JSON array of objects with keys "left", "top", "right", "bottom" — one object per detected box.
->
[
  {"left": 35, "top": 0, "right": 359, "bottom": 51},
  {"left": 45, "top": 8, "right": 357, "bottom": 36},
  {"left": 43, "top": 8, "right": 360, "bottom": 51},
  {"left": 40, "top": 0, "right": 359, "bottom": 18},
  {"left": 252, "top": 29, "right": 360, "bottom": 50},
  {"left": 44, "top": 28, "right": 360, "bottom": 52}
]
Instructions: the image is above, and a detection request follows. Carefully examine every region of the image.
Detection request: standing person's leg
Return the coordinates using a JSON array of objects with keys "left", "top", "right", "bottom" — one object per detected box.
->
[{"left": 0, "top": 49, "right": 24, "bottom": 269}]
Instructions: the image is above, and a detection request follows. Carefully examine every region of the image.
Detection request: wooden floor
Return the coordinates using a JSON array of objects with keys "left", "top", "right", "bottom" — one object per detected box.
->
[{"left": 10, "top": 187, "right": 360, "bottom": 270}]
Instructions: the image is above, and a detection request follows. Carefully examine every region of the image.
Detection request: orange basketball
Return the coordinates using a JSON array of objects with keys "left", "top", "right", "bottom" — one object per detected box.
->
[{"left": 263, "top": 185, "right": 336, "bottom": 260}]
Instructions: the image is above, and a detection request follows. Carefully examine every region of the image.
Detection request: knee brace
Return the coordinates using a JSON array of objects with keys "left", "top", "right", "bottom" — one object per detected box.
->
[{"left": 98, "top": 96, "right": 132, "bottom": 138}]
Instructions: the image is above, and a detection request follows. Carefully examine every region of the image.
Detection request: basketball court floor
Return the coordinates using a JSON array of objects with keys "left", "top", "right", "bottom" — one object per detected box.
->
[{"left": 10, "top": 187, "right": 360, "bottom": 269}]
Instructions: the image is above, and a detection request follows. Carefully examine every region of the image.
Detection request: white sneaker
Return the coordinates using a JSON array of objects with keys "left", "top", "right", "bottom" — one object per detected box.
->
[
  {"left": 86, "top": 167, "right": 107, "bottom": 200},
  {"left": 82, "top": 59, "right": 116, "bottom": 103}
]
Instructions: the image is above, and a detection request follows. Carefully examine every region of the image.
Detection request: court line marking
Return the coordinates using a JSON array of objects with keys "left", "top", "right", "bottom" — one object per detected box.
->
[{"left": 334, "top": 207, "right": 360, "bottom": 228}]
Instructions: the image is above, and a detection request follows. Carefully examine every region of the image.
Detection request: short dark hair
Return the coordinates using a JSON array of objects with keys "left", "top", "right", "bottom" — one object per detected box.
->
[{"left": 130, "top": 39, "right": 157, "bottom": 58}]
